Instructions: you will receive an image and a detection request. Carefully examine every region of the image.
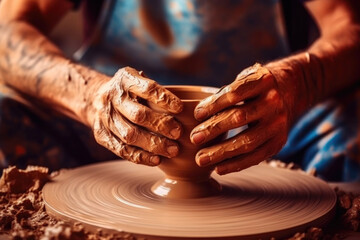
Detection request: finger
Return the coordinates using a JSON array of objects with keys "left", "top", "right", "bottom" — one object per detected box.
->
[
  {"left": 115, "top": 67, "right": 183, "bottom": 114},
  {"left": 190, "top": 89, "right": 282, "bottom": 144},
  {"left": 215, "top": 141, "right": 272, "bottom": 175},
  {"left": 215, "top": 134, "right": 286, "bottom": 175},
  {"left": 194, "top": 64, "right": 273, "bottom": 120},
  {"left": 195, "top": 115, "right": 286, "bottom": 167},
  {"left": 102, "top": 109, "right": 179, "bottom": 158},
  {"left": 113, "top": 94, "right": 182, "bottom": 140},
  {"left": 93, "top": 116, "right": 160, "bottom": 166}
]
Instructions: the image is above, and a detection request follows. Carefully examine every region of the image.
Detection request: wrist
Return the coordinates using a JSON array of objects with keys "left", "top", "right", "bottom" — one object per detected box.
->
[
  {"left": 79, "top": 69, "right": 111, "bottom": 127},
  {"left": 265, "top": 52, "right": 324, "bottom": 124}
]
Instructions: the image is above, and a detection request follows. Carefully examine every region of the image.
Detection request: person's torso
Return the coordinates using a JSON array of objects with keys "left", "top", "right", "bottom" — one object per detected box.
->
[{"left": 76, "top": 0, "right": 289, "bottom": 87}]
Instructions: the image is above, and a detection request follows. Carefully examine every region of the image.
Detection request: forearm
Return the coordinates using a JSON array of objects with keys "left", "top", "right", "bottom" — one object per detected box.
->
[
  {"left": 266, "top": 22, "right": 360, "bottom": 123},
  {"left": 307, "top": 23, "right": 360, "bottom": 98},
  {"left": 0, "top": 21, "right": 110, "bottom": 125}
]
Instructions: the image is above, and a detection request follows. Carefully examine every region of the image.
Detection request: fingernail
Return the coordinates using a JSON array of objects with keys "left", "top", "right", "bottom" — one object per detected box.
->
[
  {"left": 198, "top": 155, "right": 211, "bottom": 166},
  {"left": 167, "top": 145, "right": 179, "bottom": 157},
  {"left": 191, "top": 132, "right": 205, "bottom": 144},
  {"left": 195, "top": 108, "right": 207, "bottom": 120},
  {"left": 150, "top": 156, "right": 160, "bottom": 165},
  {"left": 170, "top": 127, "right": 181, "bottom": 139}
]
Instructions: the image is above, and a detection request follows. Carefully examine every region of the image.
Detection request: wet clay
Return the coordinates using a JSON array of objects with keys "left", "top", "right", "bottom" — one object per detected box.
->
[
  {"left": 42, "top": 86, "right": 336, "bottom": 239},
  {"left": 149, "top": 85, "right": 222, "bottom": 198},
  {"left": 43, "top": 160, "right": 336, "bottom": 240},
  {"left": 0, "top": 165, "right": 139, "bottom": 240}
]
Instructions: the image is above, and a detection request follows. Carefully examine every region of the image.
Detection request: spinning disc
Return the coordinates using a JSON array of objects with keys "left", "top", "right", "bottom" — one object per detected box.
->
[{"left": 43, "top": 161, "right": 336, "bottom": 239}]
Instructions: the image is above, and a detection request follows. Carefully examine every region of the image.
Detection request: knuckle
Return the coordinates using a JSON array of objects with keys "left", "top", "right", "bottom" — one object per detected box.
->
[
  {"left": 148, "top": 135, "right": 163, "bottom": 151},
  {"left": 116, "top": 143, "right": 132, "bottom": 160},
  {"left": 95, "top": 130, "right": 118, "bottom": 153},
  {"left": 92, "top": 116, "right": 102, "bottom": 131},
  {"left": 267, "top": 89, "right": 284, "bottom": 110},
  {"left": 121, "top": 127, "right": 139, "bottom": 144},
  {"left": 144, "top": 80, "right": 157, "bottom": 93},
  {"left": 231, "top": 109, "right": 245, "bottom": 124},
  {"left": 93, "top": 128, "right": 104, "bottom": 141},
  {"left": 129, "top": 150, "right": 143, "bottom": 164},
  {"left": 122, "top": 66, "right": 132, "bottom": 73},
  {"left": 156, "top": 115, "right": 181, "bottom": 136},
  {"left": 114, "top": 67, "right": 127, "bottom": 79},
  {"left": 164, "top": 114, "right": 178, "bottom": 126},
  {"left": 267, "top": 88, "right": 280, "bottom": 102},
  {"left": 212, "top": 121, "right": 222, "bottom": 133},
  {"left": 244, "top": 137, "right": 257, "bottom": 151},
  {"left": 130, "top": 108, "right": 146, "bottom": 124},
  {"left": 93, "top": 121, "right": 109, "bottom": 145},
  {"left": 128, "top": 150, "right": 153, "bottom": 165},
  {"left": 93, "top": 132, "right": 105, "bottom": 146},
  {"left": 116, "top": 142, "right": 144, "bottom": 162},
  {"left": 234, "top": 135, "right": 256, "bottom": 153}
]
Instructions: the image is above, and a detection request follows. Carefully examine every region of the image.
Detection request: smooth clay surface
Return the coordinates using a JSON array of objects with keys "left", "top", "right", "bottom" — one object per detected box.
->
[
  {"left": 149, "top": 85, "right": 222, "bottom": 199},
  {"left": 43, "top": 161, "right": 336, "bottom": 240}
]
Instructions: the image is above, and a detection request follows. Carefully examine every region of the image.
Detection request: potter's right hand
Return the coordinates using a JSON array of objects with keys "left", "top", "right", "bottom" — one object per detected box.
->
[{"left": 89, "top": 67, "right": 183, "bottom": 166}]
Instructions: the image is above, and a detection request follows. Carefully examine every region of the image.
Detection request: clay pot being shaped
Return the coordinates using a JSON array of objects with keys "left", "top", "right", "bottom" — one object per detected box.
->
[{"left": 149, "top": 85, "right": 225, "bottom": 199}]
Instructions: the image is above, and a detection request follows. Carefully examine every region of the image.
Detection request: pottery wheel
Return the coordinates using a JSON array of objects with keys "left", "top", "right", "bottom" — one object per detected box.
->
[{"left": 43, "top": 161, "right": 336, "bottom": 239}]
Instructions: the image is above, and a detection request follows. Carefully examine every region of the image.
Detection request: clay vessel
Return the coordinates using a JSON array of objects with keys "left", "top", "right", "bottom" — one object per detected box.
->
[{"left": 150, "top": 85, "right": 224, "bottom": 199}]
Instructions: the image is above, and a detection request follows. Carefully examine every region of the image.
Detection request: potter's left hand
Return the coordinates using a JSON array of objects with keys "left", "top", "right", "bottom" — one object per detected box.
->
[{"left": 190, "top": 63, "right": 290, "bottom": 175}]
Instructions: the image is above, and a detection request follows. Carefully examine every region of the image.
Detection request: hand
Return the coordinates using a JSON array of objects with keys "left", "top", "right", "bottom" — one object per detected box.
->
[
  {"left": 89, "top": 67, "right": 183, "bottom": 166},
  {"left": 190, "top": 63, "right": 290, "bottom": 175}
]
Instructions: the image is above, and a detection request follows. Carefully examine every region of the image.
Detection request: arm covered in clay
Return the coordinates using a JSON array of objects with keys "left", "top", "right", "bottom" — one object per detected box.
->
[
  {"left": 0, "top": 0, "right": 183, "bottom": 166},
  {"left": 190, "top": 0, "right": 360, "bottom": 175}
]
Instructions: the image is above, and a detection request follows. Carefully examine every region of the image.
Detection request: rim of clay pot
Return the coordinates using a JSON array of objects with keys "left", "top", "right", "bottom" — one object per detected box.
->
[{"left": 164, "top": 85, "right": 218, "bottom": 102}]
